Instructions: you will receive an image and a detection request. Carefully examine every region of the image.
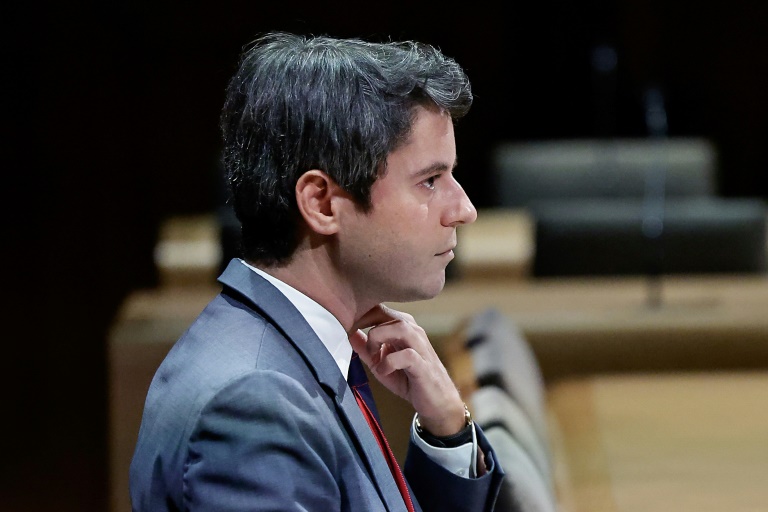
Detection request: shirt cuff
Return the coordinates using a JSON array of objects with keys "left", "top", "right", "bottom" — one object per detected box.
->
[{"left": 410, "top": 414, "right": 479, "bottom": 478}]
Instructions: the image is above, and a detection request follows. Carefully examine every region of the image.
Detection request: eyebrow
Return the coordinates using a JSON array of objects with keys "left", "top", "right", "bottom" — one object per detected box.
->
[{"left": 412, "top": 158, "right": 459, "bottom": 179}]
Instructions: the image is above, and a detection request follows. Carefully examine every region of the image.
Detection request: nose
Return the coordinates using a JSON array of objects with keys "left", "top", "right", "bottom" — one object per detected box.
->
[{"left": 442, "top": 176, "right": 478, "bottom": 227}]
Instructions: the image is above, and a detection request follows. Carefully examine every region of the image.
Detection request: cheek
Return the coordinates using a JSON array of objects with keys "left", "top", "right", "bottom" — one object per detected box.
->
[
  {"left": 376, "top": 201, "right": 428, "bottom": 234},
  {"left": 387, "top": 204, "right": 430, "bottom": 248},
  {"left": 396, "top": 202, "right": 430, "bottom": 224}
]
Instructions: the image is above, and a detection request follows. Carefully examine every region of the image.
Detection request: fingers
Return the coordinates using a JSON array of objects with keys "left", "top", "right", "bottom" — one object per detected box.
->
[
  {"left": 348, "top": 328, "right": 368, "bottom": 357},
  {"left": 349, "top": 327, "right": 402, "bottom": 365},
  {"left": 350, "top": 304, "right": 426, "bottom": 364},
  {"left": 348, "top": 305, "right": 430, "bottom": 373},
  {"left": 350, "top": 324, "right": 421, "bottom": 368},
  {"left": 372, "top": 346, "right": 420, "bottom": 377},
  {"left": 348, "top": 305, "right": 463, "bottom": 427},
  {"left": 364, "top": 320, "right": 439, "bottom": 384}
]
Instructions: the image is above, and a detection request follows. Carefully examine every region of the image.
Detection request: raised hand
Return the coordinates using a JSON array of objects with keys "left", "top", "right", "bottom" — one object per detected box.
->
[{"left": 349, "top": 304, "right": 466, "bottom": 437}]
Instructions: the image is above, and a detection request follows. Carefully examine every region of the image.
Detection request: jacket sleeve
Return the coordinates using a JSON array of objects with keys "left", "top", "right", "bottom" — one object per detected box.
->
[{"left": 403, "top": 424, "right": 505, "bottom": 512}]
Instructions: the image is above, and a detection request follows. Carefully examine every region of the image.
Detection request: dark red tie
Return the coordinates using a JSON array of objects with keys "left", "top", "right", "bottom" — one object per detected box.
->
[{"left": 348, "top": 353, "right": 416, "bottom": 512}]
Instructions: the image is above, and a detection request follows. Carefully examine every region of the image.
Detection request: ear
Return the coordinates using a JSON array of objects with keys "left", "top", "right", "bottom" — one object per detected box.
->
[{"left": 295, "top": 170, "right": 344, "bottom": 235}]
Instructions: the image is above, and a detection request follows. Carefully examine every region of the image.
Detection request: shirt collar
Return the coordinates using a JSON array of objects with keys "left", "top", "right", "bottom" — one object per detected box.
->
[{"left": 239, "top": 259, "right": 352, "bottom": 380}]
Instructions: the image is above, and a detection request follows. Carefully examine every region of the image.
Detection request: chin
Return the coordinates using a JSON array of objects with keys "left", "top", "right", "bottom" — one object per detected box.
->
[{"left": 397, "top": 275, "right": 446, "bottom": 303}]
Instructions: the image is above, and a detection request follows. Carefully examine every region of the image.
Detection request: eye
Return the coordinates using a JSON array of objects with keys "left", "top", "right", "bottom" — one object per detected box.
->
[{"left": 423, "top": 174, "right": 440, "bottom": 190}]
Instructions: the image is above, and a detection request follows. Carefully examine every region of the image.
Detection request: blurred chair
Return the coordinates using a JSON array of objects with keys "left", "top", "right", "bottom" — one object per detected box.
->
[
  {"left": 492, "top": 138, "right": 717, "bottom": 207},
  {"left": 484, "top": 426, "right": 559, "bottom": 512},
  {"left": 532, "top": 197, "right": 768, "bottom": 277},
  {"left": 464, "top": 308, "right": 549, "bottom": 445},
  {"left": 470, "top": 385, "right": 552, "bottom": 485},
  {"left": 491, "top": 138, "right": 768, "bottom": 277}
]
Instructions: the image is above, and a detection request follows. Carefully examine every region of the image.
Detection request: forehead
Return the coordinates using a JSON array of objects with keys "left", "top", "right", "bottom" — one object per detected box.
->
[{"left": 385, "top": 106, "right": 456, "bottom": 173}]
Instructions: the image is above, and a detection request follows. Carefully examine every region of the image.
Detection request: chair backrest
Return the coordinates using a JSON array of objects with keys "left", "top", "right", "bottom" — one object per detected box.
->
[
  {"left": 485, "top": 426, "right": 559, "bottom": 512},
  {"left": 532, "top": 197, "right": 768, "bottom": 277},
  {"left": 492, "top": 137, "right": 717, "bottom": 208},
  {"left": 470, "top": 385, "right": 552, "bottom": 484},
  {"left": 465, "top": 308, "right": 549, "bottom": 443}
]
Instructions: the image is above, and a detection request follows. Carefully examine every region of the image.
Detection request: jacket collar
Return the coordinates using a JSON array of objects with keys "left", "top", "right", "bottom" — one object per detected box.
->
[{"left": 217, "top": 259, "right": 348, "bottom": 398}]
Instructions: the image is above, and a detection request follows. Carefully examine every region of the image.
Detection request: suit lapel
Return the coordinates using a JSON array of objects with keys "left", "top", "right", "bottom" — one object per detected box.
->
[
  {"left": 336, "top": 385, "right": 409, "bottom": 512},
  {"left": 218, "top": 259, "right": 408, "bottom": 512}
]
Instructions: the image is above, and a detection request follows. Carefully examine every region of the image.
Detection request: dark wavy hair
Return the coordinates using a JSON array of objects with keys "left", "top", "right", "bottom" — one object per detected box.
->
[{"left": 220, "top": 32, "right": 473, "bottom": 265}]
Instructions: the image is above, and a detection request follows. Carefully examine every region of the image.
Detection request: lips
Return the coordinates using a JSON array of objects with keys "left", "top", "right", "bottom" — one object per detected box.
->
[{"left": 436, "top": 237, "right": 457, "bottom": 256}]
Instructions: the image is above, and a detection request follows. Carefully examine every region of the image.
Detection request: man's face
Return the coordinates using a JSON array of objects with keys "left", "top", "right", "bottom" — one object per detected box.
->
[{"left": 336, "top": 105, "right": 477, "bottom": 305}]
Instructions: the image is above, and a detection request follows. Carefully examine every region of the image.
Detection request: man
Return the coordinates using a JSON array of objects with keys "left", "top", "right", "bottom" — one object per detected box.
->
[{"left": 130, "top": 32, "right": 504, "bottom": 511}]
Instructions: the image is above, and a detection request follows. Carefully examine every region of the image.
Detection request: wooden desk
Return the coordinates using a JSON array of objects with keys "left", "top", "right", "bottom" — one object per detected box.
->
[{"left": 547, "top": 371, "right": 768, "bottom": 512}]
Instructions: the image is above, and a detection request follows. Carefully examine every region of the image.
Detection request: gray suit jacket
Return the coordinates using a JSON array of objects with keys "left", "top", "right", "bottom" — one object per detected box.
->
[{"left": 130, "top": 259, "right": 504, "bottom": 511}]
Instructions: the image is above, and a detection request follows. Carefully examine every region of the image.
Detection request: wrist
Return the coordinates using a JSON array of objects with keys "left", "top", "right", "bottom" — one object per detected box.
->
[{"left": 415, "top": 403, "right": 474, "bottom": 448}]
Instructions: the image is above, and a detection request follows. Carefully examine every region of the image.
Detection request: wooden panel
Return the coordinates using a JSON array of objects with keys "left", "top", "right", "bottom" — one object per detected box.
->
[{"left": 453, "top": 208, "right": 534, "bottom": 280}]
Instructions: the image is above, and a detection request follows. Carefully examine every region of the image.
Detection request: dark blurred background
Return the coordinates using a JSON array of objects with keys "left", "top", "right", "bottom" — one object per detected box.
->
[{"left": 4, "top": 1, "right": 767, "bottom": 509}]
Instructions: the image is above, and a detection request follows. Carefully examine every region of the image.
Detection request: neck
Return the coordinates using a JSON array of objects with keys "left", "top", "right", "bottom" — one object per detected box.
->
[{"left": 254, "top": 244, "right": 375, "bottom": 335}]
